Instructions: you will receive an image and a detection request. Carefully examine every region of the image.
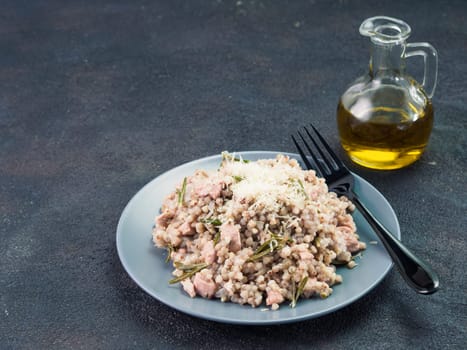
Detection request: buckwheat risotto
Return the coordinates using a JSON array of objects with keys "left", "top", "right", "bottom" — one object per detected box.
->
[{"left": 152, "top": 153, "right": 366, "bottom": 310}]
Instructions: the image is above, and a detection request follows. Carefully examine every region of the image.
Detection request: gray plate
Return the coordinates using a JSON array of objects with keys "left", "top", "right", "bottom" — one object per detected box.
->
[{"left": 116, "top": 151, "right": 401, "bottom": 325}]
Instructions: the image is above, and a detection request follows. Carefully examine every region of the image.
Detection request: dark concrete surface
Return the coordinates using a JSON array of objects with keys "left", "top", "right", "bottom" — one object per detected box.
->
[{"left": 1, "top": 0, "right": 466, "bottom": 349}]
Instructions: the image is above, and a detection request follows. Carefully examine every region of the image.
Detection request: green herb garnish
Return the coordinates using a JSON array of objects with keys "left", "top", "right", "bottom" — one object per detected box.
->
[
  {"left": 247, "top": 233, "right": 292, "bottom": 262},
  {"left": 297, "top": 179, "right": 309, "bottom": 199},
  {"left": 213, "top": 231, "right": 221, "bottom": 245},
  {"left": 165, "top": 244, "right": 174, "bottom": 263},
  {"left": 177, "top": 177, "right": 187, "bottom": 206},
  {"left": 290, "top": 276, "right": 309, "bottom": 308},
  {"left": 288, "top": 178, "right": 309, "bottom": 200},
  {"left": 232, "top": 175, "right": 244, "bottom": 182},
  {"left": 169, "top": 262, "right": 209, "bottom": 284},
  {"left": 200, "top": 218, "right": 222, "bottom": 226}
]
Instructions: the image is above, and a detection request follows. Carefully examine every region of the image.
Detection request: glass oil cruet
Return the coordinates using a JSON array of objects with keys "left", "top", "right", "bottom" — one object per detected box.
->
[{"left": 337, "top": 16, "right": 438, "bottom": 170}]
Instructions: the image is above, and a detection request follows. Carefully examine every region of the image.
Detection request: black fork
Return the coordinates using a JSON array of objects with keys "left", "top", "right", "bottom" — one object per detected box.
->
[{"left": 292, "top": 124, "right": 439, "bottom": 295}]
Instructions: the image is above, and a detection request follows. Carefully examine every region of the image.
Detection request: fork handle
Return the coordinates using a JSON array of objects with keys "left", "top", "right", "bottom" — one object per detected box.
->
[{"left": 353, "top": 196, "right": 439, "bottom": 294}]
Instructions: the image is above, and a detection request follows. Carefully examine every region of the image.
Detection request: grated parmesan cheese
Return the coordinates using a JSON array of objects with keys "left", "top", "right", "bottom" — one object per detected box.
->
[{"left": 220, "top": 155, "right": 309, "bottom": 211}]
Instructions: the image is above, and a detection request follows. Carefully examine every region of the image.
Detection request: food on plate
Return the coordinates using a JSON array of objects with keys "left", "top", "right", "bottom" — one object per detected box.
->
[{"left": 152, "top": 152, "right": 366, "bottom": 310}]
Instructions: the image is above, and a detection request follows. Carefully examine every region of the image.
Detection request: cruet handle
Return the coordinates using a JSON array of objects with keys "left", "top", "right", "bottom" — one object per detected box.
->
[{"left": 405, "top": 42, "right": 438, "bottom": 99}]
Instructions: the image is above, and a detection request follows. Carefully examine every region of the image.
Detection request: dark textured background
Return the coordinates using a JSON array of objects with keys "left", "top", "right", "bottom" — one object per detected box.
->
[{"left": 1, "top": 0, "right": 466, "bottom": 349}]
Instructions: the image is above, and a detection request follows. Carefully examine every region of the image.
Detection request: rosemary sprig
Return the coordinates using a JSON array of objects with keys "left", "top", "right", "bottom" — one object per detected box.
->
[
  {"left": 173, "top": 262, "right": 208, "bottom": 271},
  {"left": 247, "top": 233, "right": 291, "bottom": 262},
  {"left": 169, "top": 262, "right": 209, "bottom": 284},
  {"left": 213, "top": 231, "right": 221, "bottom": 245},
  {"left": 177, "top": 177, "right": 187, "bottom": 206},
  {"left": 232, "top": 175, "right": 244, "bottom": 182},
  {"left": 165, "top": 244, "right": 174, "bottom": 263},
  {"left": 288, "top": 178, "right": 309, "bottom": 200},
  {"left": 290, "top": 276, "right": 309, "bottom": 308},
  {"left": 200, "top": 217, "right": 222, "bottom": 226},
  {"left": 247, "top": 238, "right": 277, "bottom": 262},
  {"left": 199, "top": 218, "right": 222, "bottom": 244},
  {"left": 296, "top": 179, "right": 309, "bottom": 200}
]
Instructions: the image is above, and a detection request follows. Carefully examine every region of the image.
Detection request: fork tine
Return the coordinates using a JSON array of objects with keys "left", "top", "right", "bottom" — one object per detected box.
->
[
  {"left": 309, "top": 124, "right": 346, "bottom": 169},
  {"left": 303, "top": 126, "right": 334, "bottom": 172},
  {"left": 296, "top": 130, "right": 327, "bottom": 177},
  {"left": 291, "top": 135, "right": 314, "bottom": 171}
]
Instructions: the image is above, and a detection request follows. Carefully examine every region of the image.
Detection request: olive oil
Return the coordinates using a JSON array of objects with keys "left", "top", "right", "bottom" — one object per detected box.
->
[
  {"left": 337, "top": 16, "right": 438, "bottom": 170},
  {"left": 337, "top": 92, "right": 433, "bottom": 170}
]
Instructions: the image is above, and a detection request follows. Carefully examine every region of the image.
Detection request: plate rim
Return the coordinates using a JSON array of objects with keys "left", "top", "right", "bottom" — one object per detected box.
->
[{"left": 116, "top": 151, "right": 401, "bottom": 325}]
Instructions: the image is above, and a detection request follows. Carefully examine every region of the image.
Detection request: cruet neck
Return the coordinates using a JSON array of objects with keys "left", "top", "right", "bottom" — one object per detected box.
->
[
  {"left": 359, "top": 16, "right": 411, "bottom": 77},
  {"left": 369, "top": 41, "right": 406, "bottom": 76}
]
